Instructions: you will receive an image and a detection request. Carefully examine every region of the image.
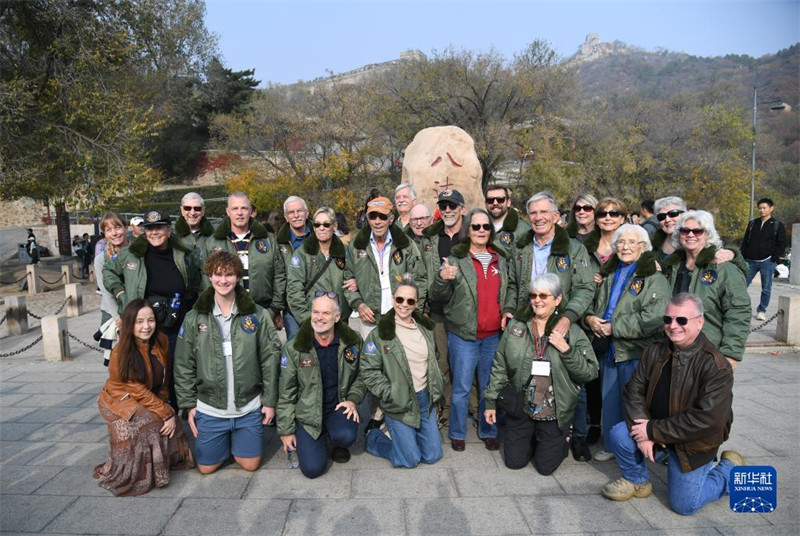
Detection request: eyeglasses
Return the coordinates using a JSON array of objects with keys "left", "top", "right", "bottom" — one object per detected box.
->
[
  {"left": 313, "top": 222, "right": 333, "bottom": 228},
  {"left": 438, "top": 202, "right": 459, "bottom": 211},
  {"left": 285, "top": 209, "right": 307, "bottom": 217},
  {"left": 663, "top": 314, "right": 702, "bottom": 326},
  {"left": 528, "top": 292, "right": 553, "bottom": 300},
  {"left": 470, "top": 223, "right": 492, "bottom": 231},
  {"left": 314, "top": 290, "right": 338, "bottom": 299},
  {"left": 368, "top": 212, "right": 389, "bottom": 221},
  {"left": 486, "top": 196, "right": 507, "bottom": 205},
  {"left": 596, "top": 210, "right": 624, "bottom": 218},
  {"left": 679, "top": 227, "right": 705, "bottom": 237},
  {"left": 617, "top": 240, "right": 643, "bottom": 249},
  {"left": 394, "top": 296, "right": 417, "bottom": 306},
  {"left": 573, "top": 205, "right": 595, "bottom": 213},
  {"left": 182, "top": 206, "right": 203, "bottom": 212},
  {"left": 410, "top": 217, "right": 430, "bottom": 224},
  {"left": 657, "top": 209, "right": 684, "bottom": 222}
]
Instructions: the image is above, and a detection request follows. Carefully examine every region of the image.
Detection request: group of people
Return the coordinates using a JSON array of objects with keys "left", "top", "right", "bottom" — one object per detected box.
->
[{"left": 92, "top": 183, "right": 764, "bottom": 517}]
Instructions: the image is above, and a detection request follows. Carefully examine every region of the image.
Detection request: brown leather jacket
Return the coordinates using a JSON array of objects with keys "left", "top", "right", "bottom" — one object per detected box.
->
[
  {"left": 99, "top": 333, "right": 174, "bottom": 421},
  {"left": 624, "top": 333, "right": 733, "bottom": 472}
]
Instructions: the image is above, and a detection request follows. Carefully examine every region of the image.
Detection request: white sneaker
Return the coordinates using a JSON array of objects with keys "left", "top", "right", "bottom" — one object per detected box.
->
[
  {"left": 593, "top": 450, "right": 616, "bottom": 462},
  {"left": 756, "top": 312, "right": 766, "bottom": 321}
]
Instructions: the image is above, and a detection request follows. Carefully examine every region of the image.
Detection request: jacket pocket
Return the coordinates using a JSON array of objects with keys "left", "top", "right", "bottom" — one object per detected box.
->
[{"left": 99, "top": 388, "right": 140, "bottom": 421}]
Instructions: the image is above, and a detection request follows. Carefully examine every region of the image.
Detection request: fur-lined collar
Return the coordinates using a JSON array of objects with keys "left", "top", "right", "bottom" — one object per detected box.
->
[
  {"left": 128, "top": 234, "right": 191, "bottom": 258},
  {"left": 516, "top": 223, "right": 571, "bottom": 255},
  {"left": 213, "top": 218, "right": 268, "bottom": 240},
  {"left": 565, "top": 219, "right": 579, "bottom": 238},
  {"left": 498, "top": 207, "right": 521, "bottom": 232},
  {"left": 651, "top": 229, "right": 667, "bottom": 250},
  {"left": 665, "top": 245, "right": 718, "bottom": 268},
  {"left": 193, "top": 286, "right": 256, "bottom": 315},
  {"left": 376, "top": 308, "right": 435, "bottom": 340},
  {"left": 422, "top": 219, "right": 445, "bottom": 238},
  {"left": 598, "top": 250, "right": 658, "bottom": 277},
  {"left": 276, "top": 220, "right": 312, "bottom": 245},
  {"left": 175, "top": 216, "right": 214, "bottom": 238},
  {"left": 302, "top": 232, "right": 346, "bottom": 258},
  {"left": 513, "top": 304, "right": 564, "bottom": 335},
  {"left": 450, "top": 241, "right": 508, "bottom": 259},
  {"left": 293, "top": 318, "right": 361, "bottom": 352},
  {"left": 582, "top": 229, "right": 601, "bottom": 255},
  {"left": 351, "top": 223, "right": 410, "bottom": 250}
]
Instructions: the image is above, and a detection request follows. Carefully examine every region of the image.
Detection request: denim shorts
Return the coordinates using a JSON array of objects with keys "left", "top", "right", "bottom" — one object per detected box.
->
[{"left": 194, "top": 409, "right": 263, "bottom": 465}]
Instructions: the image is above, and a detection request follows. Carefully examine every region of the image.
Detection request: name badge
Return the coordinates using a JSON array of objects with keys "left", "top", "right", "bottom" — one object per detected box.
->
[
  {"left": 531, "top": 361, "right": 551, "bottom": 376},
  {"left": 222, "top": 341, "right": 232, "bottom": 356}
]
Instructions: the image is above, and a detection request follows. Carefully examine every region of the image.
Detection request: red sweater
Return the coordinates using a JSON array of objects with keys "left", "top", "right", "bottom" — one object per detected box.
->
[{"left": 472, "top": 250, "right": 502, "bottom": 339}]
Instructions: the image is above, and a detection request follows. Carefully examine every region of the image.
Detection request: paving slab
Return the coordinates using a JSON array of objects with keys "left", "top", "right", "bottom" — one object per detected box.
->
[
  {"left": 23, "top": 422, "right": 107, "bottom": 443},
  {"left": 0, "top": 495, "right": 76, "bottom": 533},
  {"left": 453, "top": 465, "right": 565, "bottom": 497},
  {"left": 0, "top": 440, "right": 56, "bottom": 465},
  {"left": 628, "top": 489, "right": 769, "bottom": 530},
  {"left": 283, "top": 498, "right": 405, "bottom": 536},
  {"left": 352, "top": 467, "right": 456, "bottom": 499},
  {"left": 42, "top": 496, "right": 182, "bottom": 535},
  {"left": 0, "top": 464, "right": 64, "bottom": 494},
  {"left": 164, "top": 498, "right": 291, "bottom": 535},
  {"left": 404, "top": 496, "right": 531, "bottom": 535},
  {"left": 244, "top": 467, "right": 352, "bottom": 499},
  {"left": 515, "top": 494, "right": 651, "bottom": 533},
  {"left": 10, "top": 393, "right": 96, "bottom": 408},
  {"left": 0, "top": 421, "right": 47, "bottom": 441}
]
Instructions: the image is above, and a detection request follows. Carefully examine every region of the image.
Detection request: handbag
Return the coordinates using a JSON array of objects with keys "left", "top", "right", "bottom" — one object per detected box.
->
[{"left": 496, "top": 375, "right": 533, "bottom": 419}]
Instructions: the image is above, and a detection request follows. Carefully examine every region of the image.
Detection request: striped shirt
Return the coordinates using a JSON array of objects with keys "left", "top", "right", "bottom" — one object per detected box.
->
[{"left": 230, "top": 231, "right": 252, "bottom": 290}]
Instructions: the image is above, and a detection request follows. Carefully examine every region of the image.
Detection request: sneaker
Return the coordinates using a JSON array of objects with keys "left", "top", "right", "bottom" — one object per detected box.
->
[
  {"left": 756, "top": 312, "right": 766, "bottom": 321},
  {"left": 721, "top": 450, "right": 746, "bottom": 466},
  {"left": 331, "top": 446, "right": 351, "bottom": 463},
  {"left": 602, "top": 477, "right": 653, "bottom": 501},
  {"left": 570, "top": 435, "right": 592, "bottom": 462},
  {"left": 593, "top": 450, "right": 616, "bottom": 462}
]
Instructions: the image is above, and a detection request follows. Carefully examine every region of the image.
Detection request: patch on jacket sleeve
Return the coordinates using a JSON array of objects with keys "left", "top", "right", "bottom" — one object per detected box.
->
[
  {"left": 290, "top": 255, "right": 301, "bottom": 267},
  {"left": 178, "top": 323, "right": 185, "bottom": 338},
  {"left": 556, "top": 255, "right": 571, "bottom": 272},
  {"left": 510, "top": 326, "right": 524, "bottom": 337},
  {"left": 125, "top": 261, "right": 137, "bottom": 271},
  {"left": 344, "top": 345, "right": 359, "bottom": 363},
  {"left": 254, "top": 239, "right": 270, "bottom": 254},
  {"left": 629, "top": 278, "right": 644, "bottom": 296},
  {"left": 700, "top": 269, "right": 717, "bottom": 285},
  {"left": 364, "top": 341, "right": 377, "bottom": 355},
  {"left": 280, "top": 353, "right": 288, "bottom": 368},
  {"left": 240, "top": 315, "right": 259, "bottom": 333}
]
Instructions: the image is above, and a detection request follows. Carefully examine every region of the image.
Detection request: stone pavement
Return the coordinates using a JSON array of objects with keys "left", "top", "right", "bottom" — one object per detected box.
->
[{"left": 1, "top": 280, "right": 798, "bottom": 535}]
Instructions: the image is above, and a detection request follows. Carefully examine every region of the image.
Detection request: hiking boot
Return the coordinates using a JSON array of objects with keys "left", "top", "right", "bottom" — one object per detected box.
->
[{"left": 602, "top": 477, "right": 653, "bottom": 501}]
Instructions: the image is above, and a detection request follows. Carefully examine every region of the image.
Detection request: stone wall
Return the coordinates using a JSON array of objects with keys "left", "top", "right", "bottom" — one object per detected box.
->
[{"left": 0, "top": 197, "right": 47, "bottom": 229}]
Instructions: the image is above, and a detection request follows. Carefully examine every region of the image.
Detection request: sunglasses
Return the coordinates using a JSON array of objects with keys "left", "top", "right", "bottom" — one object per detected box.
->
[
  {"left": 528, "top": 292, "right": 553, "bottom": 300},
  {"left": 182, "top": 206, "right": 203, "bottom": 212},
  {"left": 314, "top": 290, "right": 338, "bottom": 299},
  {"left": 657, "top": 209, "right": 684, "bottom": 221},
  {"left": 663, "top": 314, "right": 702, "bottom": 326},
  {"left": 470, "top": 223, "right": 492, "bottom": 231},
  {"left": 394, "top": 296, "right": 417, "bottom": 306},
  {"left": 486, "top": 196, "right": 507, "bottom": 205},
  {"left": 368, "top": 212, "right": 389, "bottom": 221},
  {"left": 679, "top": 227, "right": 705, "bottom": 236},
  {"left": 313, "top": 222, "right": 333, "bottom": 228},
  {"left": 573, "top": 205, "right": 595, "bottom": 213},
  {"left": 596, "top": 210, "right": 624, "bottom": 218},
  {"left": 438, "top": 201, "right": 459, "bottom": 211}
]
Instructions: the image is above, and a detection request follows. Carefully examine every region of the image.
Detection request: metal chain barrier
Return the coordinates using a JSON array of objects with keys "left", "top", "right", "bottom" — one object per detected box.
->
[
  {"left": 0, "top": 335, "right": 43, "bottom": 357},
  {"left": 38, "top": 273, "right": 66, "bottom": 285},
  {"left": 72, "top": 271, "right": 90, "bottom": 280},
  {"left": 0, "top": 315, "right": 6, "bottom": 326},
  {"left": 26, "top": 297, "right": 71, "bottom": 320},
  {"left": 749, "top": 310, "right": 781, "bottom": 333},
  {"left": 1, "top": 273, "right": 29, "bottom": 285},
  {"left": 67, "top": 331, "right": 102, "bottom": 352}
]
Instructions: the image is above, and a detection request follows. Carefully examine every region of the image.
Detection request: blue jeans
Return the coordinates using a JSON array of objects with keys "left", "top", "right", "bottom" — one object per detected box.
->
[
  {"left": 283, "top": 311, "right": 300, "bottom": 341},
  {"left": 571, "top": 385, "right": 588, "bottom": 437},
  {"left": 608, "top": 421, "right": 733, "bottom": 515},
  {"left": 601, "top": 356, "right": 639, "bottom": 449},
  {"left": 448, "top": 332, "right": 499, "bottom": 440},
  {"left": 366, "top": 389, "right": 443, "bottom": 468},
  {"left": 295, "top": 406, "right": 358, "bottom": 479},
  {"left": 746, "top": 259, "right": 775, "bottom": 313}
]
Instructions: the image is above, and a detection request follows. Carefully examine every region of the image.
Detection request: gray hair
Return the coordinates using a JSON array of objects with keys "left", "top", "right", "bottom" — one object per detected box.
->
[
  {"left": 654, "top": 196, "right": 687, "bottom": 214},
  {"left": 181, "top": 192, "right": 205, "bottom": 207},
  {"left": 394, "top": 183, "right": 417, "bottom": 200},
  {"left": 312, "top": 293, "right": 341, "bottom": 315},
  {"left": 671, "top": 210, "right": 723, "bottom": 250},
  {"left": 526, "top": 191, "right": 558, "bottom": 214},
  {"left": 612, "top": 224, "right": 652, "bottom": 252},
  {"left": 529, "top": 273, "right": 563, "bottom": 299},
  {"left": 572, "top": 193, "right": 598, "bottom": 209},
  {"left": 670, "top": 292, "right": 705, "bottom": 316},
  {"left": 312, "top": 206, "right": 336, "bottom": 224},
  {"left": 228, "top": 191, "right": 251, "bottom": 206},
  {"left": 283, "top": 196, "right": 308, "bottom": 212}
]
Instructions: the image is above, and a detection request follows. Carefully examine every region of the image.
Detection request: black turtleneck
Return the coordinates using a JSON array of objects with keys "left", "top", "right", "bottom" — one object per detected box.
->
[{"left": 144, "top": 245, "right": 185, "bottom": 301}]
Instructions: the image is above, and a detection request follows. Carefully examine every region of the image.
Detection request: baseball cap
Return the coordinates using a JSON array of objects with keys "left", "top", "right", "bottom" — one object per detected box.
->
[
  {"left": 142, "top": 211, "right": 171, "bottom": 227},
  {"left": 130, "top": 216, "right": 144, "bottom": 226},
  {"left": 366, "top": 197, "right": 393, "bottom": 215},
  {"left": 437, "top": 189, "right": 465, "bottom": 206}
]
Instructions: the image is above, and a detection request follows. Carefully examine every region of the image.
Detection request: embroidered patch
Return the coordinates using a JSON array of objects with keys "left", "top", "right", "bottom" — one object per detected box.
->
[
  {"left": 357, "top": 250, "right": 367, "bottom": 259},
  {"left": 395, "top": 275, "right": 403, "bottom": 283},
  {"left": 290, "top": 255, "right": 301, "bottom": 267},
  {"left": 310, "top": 258, "right": 317, "bottom": 267},
  {"left": 280, "top": 353, "right": 288, "bottom": 368},
  {"left": 335, "top": 257, "right": 346, "bottom": 270},
  {"left": 124, "top": 261, "right": 137, "bottom": 271},
  {"left": 383, "top": 345, "right": 392, "bottom": 354},
  {"left": 344, "top": 345, "right": 358, "bottom": 363},
  {"left": 254, "top": 239, "right": 269, "bottom": 253},
  {"left": 556, "top": 256, "right": 571, "bottom": 272},
  {"left": 701, "top": 269, "right": 718, "bottom": 285},
  {"left": 499, "top": 231, "right": 513, "bottom": 245},
  {"left": 279, "top": 245, "right": 290, "bottom": 256},
  {"left": 365, "top": 341, "right": 377, "bottom": 354},
  {"left": 516, "top": 253, "right": 523, "bottom": 261},
  {"left": 198, "top": 323, "right": 208, "bottom": 333},
  {"left": 424, "top": 244, "right": 432, "bottom": 252},
  {"left": 511, "top": 326, "right": 524, "bottom": 337},
  {"left": 300, "top": 357, "right": 314, "bottom": 368},
  {"left": 240, "top": 315, "right": 259, "bottom": 333},
  {"left": 629, "top": 278, "right": 644, "bottom": 296},
  {"left": 212, "top": 245, "right": 223, "bottom": 252},
  {"left": 393, "top": 250, "right": 403, "bottom": 265},
  {"left": 178, "top": 324, "right": 185, "bottom": 338}
]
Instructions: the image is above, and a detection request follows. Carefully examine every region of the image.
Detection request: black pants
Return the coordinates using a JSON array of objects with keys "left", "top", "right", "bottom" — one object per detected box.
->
[{"left": 503, "top": 415, "right": 568, "bottom": 475}]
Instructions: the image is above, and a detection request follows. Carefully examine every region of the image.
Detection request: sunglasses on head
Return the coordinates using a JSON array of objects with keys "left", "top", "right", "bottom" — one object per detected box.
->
[
  {"left": 314, "top": 290, "right": 338, "bottom": 300},
  {"left": 528, "top": 292, "right": 553, "bottom": 300},
  {"left": 470, "top": 223, "right": 492, "bottom": 231},
  {"left": 368, "top": 212, "right": 389, "bottom": 221},
  {"left": 313, "top": 221, "right": 333, "bottom": 228},
  {"left": 657, "top": 209, "right": 684, "bottom": 221},
  {"left": 394, "top": 296, "right": 417, "bottom": 306},
  {"left": 486, "top": 196, "right": 507, "bottom": 205},
  {"left": 596, "top": 210, "right": 623, "bottom": 218},
  {"left": 573, "top": 204, "right": 595, "bottom": 213},
  {"left": 663, "top": 314, "right": 702, "bottom": 326},
  {"left": 182, "top": 206, "right": 203, "bottom": 212},
  {"left": 438, "top": 201, "right": 459, "bottom": 211},
  {"left": 679, "top": 227, "right": 705, "bottom": 236}
]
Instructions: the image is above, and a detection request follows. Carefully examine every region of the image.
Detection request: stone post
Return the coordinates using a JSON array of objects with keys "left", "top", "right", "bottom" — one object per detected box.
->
[
  {"left": 61, "top": 264, "right": 75, "bottom": 285},
  {"left": 88, "top": 263, "right": 96, "bottom": 283},
  {"left": 776, "top": 295, "right": 799, "bottom": 345},
  {"left": 5, "top": 295, "right": 29, "bottom": 335},
  {"left": 42, "top": 315, "right": 70, "bottom": 361},
  {"left": 65, "top": 283, "right": 83, "bottom": 318},
  {"left": 25, "top": 264, "right": 42, "bottom": 295},
  {"left": 790, "top": 223, "right": 800, "bottom": 286}
]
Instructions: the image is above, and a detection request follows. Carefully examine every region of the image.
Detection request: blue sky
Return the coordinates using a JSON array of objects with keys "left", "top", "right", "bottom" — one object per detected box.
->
[{"left": 204, "top": 0, "right": 800, "bottom": 86}]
